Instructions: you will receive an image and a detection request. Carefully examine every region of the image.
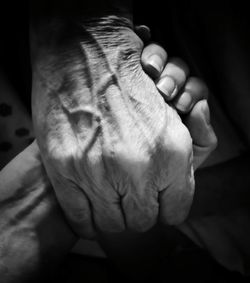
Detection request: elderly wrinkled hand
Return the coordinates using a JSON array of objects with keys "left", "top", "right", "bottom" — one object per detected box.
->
[{"left": 32, "top": 17, "right": 195, "bottom": 238}]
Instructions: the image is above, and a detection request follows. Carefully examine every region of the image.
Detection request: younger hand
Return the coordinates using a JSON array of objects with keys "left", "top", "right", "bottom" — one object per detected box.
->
[{"left": 137, "top": 31, "right": 217, "bottom": 169}]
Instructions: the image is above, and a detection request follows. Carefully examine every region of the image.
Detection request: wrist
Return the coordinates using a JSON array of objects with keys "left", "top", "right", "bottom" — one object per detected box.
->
[
  {"left": 31, "top": 15, "right": 144, "bottom": 96},
  {"left": 0, "top": 144, "right": 77, "bottom": 281},
  {"left": 31, "top": 15, "right": 140, "bottom": 61},
  {"left": 30, "top": 0, "right": 134, "bottom": 60}
]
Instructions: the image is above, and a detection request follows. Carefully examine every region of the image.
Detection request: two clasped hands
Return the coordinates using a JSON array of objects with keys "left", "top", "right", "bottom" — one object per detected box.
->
[{"left": 0, "top": 12, "right": 217, "bottom": 282}]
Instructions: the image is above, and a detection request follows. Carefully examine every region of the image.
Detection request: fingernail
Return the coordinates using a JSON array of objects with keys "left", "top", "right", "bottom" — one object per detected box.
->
[
  {"left": 147, "top": 54, "right": 163, "bottom": 73},
  {"left": 139, "top": 25, "right": 151, "bottom": 34},
  {"left": 156, "top": 76, "right": 176, "bottom": 98},
  {"left": 176, "top": 92, "right": 192, "bottom": 112},
  {"left": 137, "top": 25, "right": 151, "bottom": 42}
]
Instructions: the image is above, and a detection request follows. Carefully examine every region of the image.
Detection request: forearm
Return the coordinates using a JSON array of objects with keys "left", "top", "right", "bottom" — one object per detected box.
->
[
  {"left": 0, "top": 143, "right": 76, "bottom": 282},
  {"left": 29, "top": 0, "right": 138, "bottom": 67},
  {"left": 189, "top": 152, "right": 250, "bottom": 218},
  {"left": 30, "top": 0, "right": 194, "bottom": 237},
  {"left": 30, "top": 0, "right": 133, "bottom": 50}
]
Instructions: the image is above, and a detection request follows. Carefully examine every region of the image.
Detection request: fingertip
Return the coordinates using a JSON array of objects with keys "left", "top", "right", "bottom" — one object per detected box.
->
[
  {"left": 174, "top": 92, "right": 193, "bottom": 113},
  {"left": 134, "top": 25, "right": 151, "bottom": 42},
  {"left": 158, "top": 57, "right": 189, "bottom": 101},
  {"left": 156, "top": 75, "right": 177, "bottom": 100},
  {"left": 173, "top": 78, "right": 209, "bottom": 114},
  {"left": 141, "top": 43, "right": 167, "bottom": 80},
  {"left": 143, "top": 59, "right": 162, "bottom": 80}
]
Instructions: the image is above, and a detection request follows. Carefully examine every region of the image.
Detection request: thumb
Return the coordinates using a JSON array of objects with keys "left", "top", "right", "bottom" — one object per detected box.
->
[{"left": 184, "top": 100, "right": 218, "bottom": 170}]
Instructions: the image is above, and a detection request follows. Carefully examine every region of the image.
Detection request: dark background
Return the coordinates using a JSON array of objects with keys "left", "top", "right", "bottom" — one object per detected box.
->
[{"left": 1, "top": 1, "right": 250, "bottom": 282}]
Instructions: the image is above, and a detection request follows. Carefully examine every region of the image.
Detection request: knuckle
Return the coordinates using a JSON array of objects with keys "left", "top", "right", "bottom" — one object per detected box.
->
[
  {"left": 168, "top": 123, "right": 193, "bottom": 155},
  {"left": 169, "top": 57, "right": 190, "bottom": 78},
  {"left": 175, "top": 95, "right": 193, "bottom": 114}
]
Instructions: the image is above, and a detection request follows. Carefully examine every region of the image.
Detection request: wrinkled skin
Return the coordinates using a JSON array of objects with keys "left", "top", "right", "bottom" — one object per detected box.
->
[{"left": 32, "top": 17, "right": 194, "bottom": 237}]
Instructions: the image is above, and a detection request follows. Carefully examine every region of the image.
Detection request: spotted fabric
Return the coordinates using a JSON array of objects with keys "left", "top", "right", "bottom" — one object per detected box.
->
[{"left": 0, "top": 72, "right": 34, "bottom": 170}]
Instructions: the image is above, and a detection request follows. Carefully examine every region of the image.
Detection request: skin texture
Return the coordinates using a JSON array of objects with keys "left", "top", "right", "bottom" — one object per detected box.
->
[
  {"left": 31, "top": 16, "right": 194, "bottom": 238},
  {"left": 140, "top": 43, "right": 217, "bottom": 169},
  {"left": 0, "top": 24, "right": 216, "bottom": 281},
  {"left": 0, "top": 142, "right": 76, "bottom": 283}
]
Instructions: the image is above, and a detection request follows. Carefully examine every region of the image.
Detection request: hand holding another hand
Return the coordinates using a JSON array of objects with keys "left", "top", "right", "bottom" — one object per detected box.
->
[{"left": 31, "top": 18, "right": 216, "bottom": 238}]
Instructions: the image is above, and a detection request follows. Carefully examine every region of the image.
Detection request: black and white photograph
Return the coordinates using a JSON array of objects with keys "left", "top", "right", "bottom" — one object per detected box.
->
[{"left": 0, "top": 1, "right": 250, "bottom": 282}]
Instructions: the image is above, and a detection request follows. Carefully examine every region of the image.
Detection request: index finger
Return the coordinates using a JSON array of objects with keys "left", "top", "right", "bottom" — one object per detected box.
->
[{"left": 141, "top": 43, "right": 168, "bottom": 80}]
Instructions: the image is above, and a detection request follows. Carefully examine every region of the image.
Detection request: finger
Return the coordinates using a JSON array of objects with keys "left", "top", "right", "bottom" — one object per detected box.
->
[
  {"left": 91, "top": 162, "right": 158, "bottom": 233},
  {"left": 134, "top": 25, "right": 151, "bottom": 43},
  {"left": 83, "top": 156, "right": 126, "bottom": 234},
  {"left": 159, "top": 147, "right": 195, "bottom": 225},
  {"left": 121, "top": 180, "right": 159, "bottom": 232},
  {"left": 184, "top": 100, "right": 218, "bottom": 169},
  {"left": 159, "top": 124, "right": 194, "bottom": 225},
  {"left": 51, "top": 177, "right": 96, "bottom": 239},
  {"left": 90, "top": 189, "right": 126, "bottom": 234},
  {"left": 141, "top": 43, "right": 168, "bottom": 80},
  {"left": 57, "top": 175, "right": 126, "bottom": 235},
  {"left": 173, "top": 77, "right": 209, "bottom": 114},
  {"left": 156, "top": 58, "right": 189, "bottom": 101}
]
